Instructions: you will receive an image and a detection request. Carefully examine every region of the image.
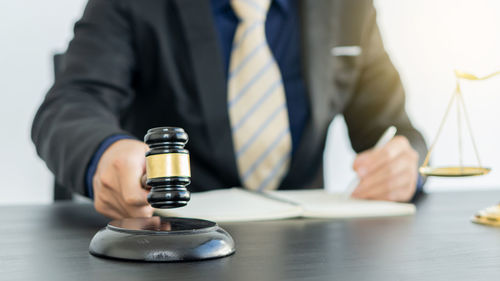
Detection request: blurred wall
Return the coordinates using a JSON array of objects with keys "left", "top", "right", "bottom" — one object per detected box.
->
[
  {"left": 1, "top": 0, "right": 500, "bottom": 204},
  {"left": 0, "top": 0, "right": 87, "bottom": 204}
]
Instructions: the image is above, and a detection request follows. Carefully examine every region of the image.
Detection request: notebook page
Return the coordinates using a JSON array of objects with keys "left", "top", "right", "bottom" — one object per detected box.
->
[
  {"left": 268, "top": 190, "right": 416, "bottom": 218},
  {"left": 155, "top": 188, "right": 303, "bottom": 222}
]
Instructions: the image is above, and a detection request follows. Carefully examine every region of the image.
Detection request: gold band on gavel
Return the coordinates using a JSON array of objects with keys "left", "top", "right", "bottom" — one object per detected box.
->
[{"left": 146, "top": 153, "right": 191, "bottom": 179}]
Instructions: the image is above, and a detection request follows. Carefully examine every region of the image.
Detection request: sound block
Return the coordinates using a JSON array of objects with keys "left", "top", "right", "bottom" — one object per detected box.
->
[{"left": 89, "top": 217, "right": 235, "bottom": 262}]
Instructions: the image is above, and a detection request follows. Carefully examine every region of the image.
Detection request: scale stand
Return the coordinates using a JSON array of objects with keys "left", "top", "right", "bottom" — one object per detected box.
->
[
  {"left": 418, "top": 70, "right": 500, "bottom": 227},
  {"left": 419, "top": 70, "right": 496, "bottom": 177}
]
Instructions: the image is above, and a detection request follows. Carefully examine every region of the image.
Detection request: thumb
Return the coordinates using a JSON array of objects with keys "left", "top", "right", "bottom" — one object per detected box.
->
[{"left": 118, "top": 145, "right": 150, "bottom": 207}]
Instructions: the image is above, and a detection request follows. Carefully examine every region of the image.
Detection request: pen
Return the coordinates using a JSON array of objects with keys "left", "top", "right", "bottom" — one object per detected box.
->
[{"left": 342, "top": 126, "right": 398, "bottom": 199}]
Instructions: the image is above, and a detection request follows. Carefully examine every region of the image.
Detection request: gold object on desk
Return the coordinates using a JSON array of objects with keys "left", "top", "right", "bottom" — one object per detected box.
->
[
  {"left": 419, "top": 70, "right": 497, "bottom": 177},
  {"left": 472, "top": 204, "right": 500, "bottom": 227}
]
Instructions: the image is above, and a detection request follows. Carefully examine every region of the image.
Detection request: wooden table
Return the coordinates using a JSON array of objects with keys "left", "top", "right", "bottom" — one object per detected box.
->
[{"left": 1, "top": 190, "right": 500, "bottom": 281}]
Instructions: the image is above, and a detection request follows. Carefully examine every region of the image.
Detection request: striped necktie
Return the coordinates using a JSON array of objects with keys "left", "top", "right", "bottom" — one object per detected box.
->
[{"left": 227, "top": 0, "right": 292, "bottom": 191}]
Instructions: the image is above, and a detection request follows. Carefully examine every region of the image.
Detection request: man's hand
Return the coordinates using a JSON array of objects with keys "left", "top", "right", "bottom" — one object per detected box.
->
[
  {"left": 351, "top": 136, "right": 419, "bottom": 202},
  {"left": 93, "top": 139, "right": 154, "bottom": 219}
]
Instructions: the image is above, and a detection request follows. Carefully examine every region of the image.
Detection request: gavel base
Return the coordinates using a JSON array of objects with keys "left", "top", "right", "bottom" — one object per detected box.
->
[{"left": 89, "top": 217, "right": 235, "bottom": 262}]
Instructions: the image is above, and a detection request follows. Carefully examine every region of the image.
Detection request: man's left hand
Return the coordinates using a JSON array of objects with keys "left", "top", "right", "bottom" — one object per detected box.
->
[{"left": 351, "top": 136, "right": 419, "bottom": 202}]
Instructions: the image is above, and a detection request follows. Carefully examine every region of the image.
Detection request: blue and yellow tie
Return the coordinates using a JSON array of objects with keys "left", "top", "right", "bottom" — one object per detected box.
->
[{"left": 228, "top": 0, "right": 292, "bottom": 191}]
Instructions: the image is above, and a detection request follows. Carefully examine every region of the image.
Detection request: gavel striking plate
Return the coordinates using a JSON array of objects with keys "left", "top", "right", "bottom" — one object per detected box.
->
[{"left": 89, "top": 127, "right": 235, "bottom": 261}]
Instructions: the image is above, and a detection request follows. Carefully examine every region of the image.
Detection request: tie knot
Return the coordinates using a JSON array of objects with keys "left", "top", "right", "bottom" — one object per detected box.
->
[{"left": 230, "top": 0, "right": 271, "bottom": 22}]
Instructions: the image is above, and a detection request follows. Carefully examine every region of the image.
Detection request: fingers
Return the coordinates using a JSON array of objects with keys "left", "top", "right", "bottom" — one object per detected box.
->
[
  {"left": 120, "top": 216, "right": 161, "bottom": 229},
  {"left": 125, "top": 205, "right": 155, "bottom": 218},
  {"left": 353, "top": 157, "right": 415, "bottom": 201},
  {"left": 353, "top": 153, "right": 412, "bottom": 196},
  {"left": 351, "top": 136, "right": 419, "bottom": 202},
  {"left": 93, "top": 176, "right": 128, "bottom": 219},
  {"left": 94, "top": 185, "right": 153, "bottom": 219},
  {"left": 92, "top": 139, "right": 154, "bottom": 219},
  {"left": 117, "top": 156, "right": 149, "bottom": 207},
  {"left": 115, "top": 146, "right": 153, "bottom": 216},
  {"left": 353, "top": 136, "right": 410, "bottom": 177}
]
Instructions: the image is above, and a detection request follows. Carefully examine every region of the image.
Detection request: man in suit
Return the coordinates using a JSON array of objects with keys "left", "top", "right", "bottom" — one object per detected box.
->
[{"left": 32, "top": 0, "right": 426, "bottom": 219}]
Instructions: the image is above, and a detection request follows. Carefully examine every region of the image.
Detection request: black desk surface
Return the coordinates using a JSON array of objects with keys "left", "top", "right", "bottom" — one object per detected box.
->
[{"left": 1, "top": 190, "right": 500, "bottom": 281}]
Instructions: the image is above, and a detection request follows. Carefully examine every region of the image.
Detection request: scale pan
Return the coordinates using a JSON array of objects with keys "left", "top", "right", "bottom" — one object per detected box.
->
[{"left": 419, "top": 166, "right": 491, "bottom": 177}]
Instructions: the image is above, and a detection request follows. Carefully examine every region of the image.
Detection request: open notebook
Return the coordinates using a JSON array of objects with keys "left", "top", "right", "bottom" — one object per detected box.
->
[{"left": 154, "top": 188, "right": 416, "bottom": 222}]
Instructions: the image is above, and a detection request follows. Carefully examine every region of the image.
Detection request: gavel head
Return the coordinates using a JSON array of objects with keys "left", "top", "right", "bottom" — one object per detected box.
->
[{"left": 144, "top": 127, "right": 191, "bottom": 209}]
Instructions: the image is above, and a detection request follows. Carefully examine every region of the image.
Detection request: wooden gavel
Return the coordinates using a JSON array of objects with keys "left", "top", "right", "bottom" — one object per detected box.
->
[{"left": 143, "top": 127, "right": 191, "bottom": 209}]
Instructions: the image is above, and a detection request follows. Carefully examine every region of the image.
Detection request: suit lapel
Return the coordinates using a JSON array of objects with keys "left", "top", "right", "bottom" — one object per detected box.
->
[{"left": 174, "top": 0, "right": 239, "bottom": 184}]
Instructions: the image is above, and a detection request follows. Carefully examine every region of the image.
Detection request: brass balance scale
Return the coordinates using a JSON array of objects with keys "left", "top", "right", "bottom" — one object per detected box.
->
[{"left": 419, "top": 70, "right": 499, "bottom": 226}]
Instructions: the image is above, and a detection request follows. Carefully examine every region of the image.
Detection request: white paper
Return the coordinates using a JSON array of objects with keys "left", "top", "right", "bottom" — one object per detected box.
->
[
  {"left": 268, "top": 190, "right": 416, "bottom": 218},
  {"left": 155, "top": 188, "right": 415, "bottom": 222},
  {"left": 155, "top": 188, "right": 303, "bottom": 222}
]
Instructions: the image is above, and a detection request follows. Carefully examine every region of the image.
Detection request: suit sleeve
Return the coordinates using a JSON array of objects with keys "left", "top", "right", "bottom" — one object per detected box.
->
[
  {"left": 342, "top": 3, "right": 427, "bottom": 166},
  {"left": 31, "top": 0, "right": 136, "bottom": 196}
]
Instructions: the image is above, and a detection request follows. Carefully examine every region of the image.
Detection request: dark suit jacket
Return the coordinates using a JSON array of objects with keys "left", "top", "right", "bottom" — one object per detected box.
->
[{"left": 32, "top": 0, "right": 427, "bottom": 196}]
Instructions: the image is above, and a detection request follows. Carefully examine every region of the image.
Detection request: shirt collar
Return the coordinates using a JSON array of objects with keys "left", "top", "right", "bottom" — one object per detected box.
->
[{"left": 211, "top": 0, "right": 291, "bottom": 15}]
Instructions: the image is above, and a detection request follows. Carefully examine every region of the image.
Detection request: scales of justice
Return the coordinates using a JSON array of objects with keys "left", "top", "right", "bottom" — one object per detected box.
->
[{"left": 418, "top": 69, "right": 500, "bottom": 226}]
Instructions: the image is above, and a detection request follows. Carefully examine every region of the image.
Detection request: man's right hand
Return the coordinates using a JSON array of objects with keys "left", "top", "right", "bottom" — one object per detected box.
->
[{"left": 92, "top": 139, "right": 154, "bottom": 219}]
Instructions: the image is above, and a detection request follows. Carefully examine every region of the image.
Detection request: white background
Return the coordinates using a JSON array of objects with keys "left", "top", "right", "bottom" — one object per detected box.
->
[{"left": 1, "top": 0, "right": 500, "bottom": 205}]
